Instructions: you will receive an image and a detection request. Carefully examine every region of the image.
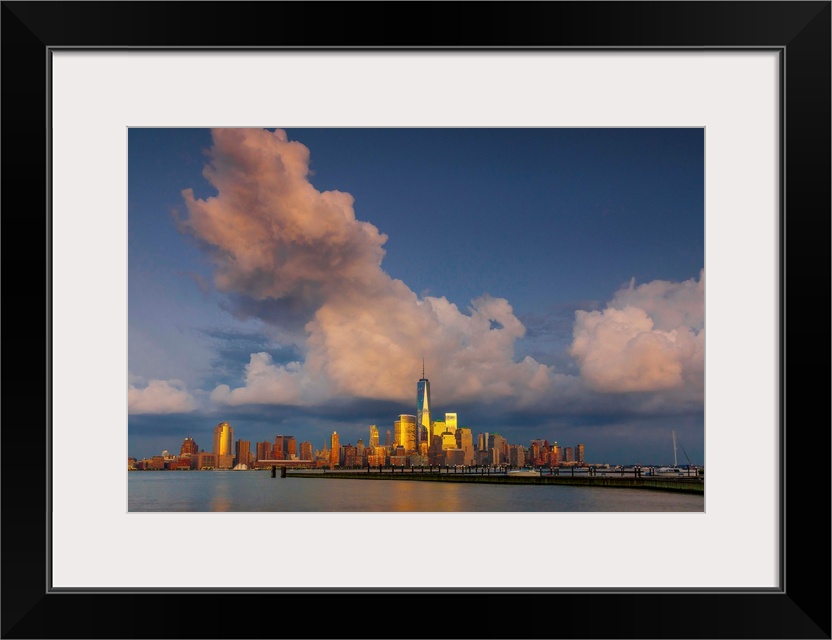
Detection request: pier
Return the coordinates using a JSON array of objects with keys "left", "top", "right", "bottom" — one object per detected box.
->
[{"left": 283, "top": 467, "right": 704, "bottom": 494}]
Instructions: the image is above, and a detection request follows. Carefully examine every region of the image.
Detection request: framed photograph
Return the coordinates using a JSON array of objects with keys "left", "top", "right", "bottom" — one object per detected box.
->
[
  {"left": 126, "top": 124, "right": 707, "bottom": 516},
  {"left": 3, "top": 2, "right": 829, "bottom": 638}
]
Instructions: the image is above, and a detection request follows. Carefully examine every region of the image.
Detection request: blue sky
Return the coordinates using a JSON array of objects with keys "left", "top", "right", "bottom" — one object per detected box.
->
[{"left": 128, "top": 127, "right": 704, "bottom": 465}]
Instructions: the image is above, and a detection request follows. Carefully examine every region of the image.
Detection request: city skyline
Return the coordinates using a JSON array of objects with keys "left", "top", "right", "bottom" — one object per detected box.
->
[{"left": 129, "top": 128, "right": 704, "bottom": 464}]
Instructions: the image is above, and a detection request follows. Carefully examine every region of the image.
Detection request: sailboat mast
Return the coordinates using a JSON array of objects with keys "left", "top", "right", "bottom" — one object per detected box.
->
[{"left": 672, "top": 430, "right": 678, "bottom": 467}]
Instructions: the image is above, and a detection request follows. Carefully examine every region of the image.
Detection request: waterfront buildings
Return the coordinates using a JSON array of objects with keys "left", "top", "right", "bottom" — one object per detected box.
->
[
  {"left": 256, "top": 440, "right": 272, "bottom": 461},
  {"left": 213, "top": 422, "right": 234, "bottom": 469},
  {"left": 394, "top": 414, "right": 417, "bottom": 453},
  {"left": 330, "top": 432, "right": 340, "bottom": 468},
  {"left": 235, "top": 440, "right": 251, "bottom": 467},
  {"left": 180, "top": 436, "right": 198, "bottom": 456},
  {"left": 131, "top": 373, "right": 595, "bottom": 473}
]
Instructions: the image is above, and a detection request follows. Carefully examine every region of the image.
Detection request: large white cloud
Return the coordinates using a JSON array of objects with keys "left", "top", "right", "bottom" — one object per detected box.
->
[
  {"left": 569, "top": 272, "right": 704, "bottom": 395},
  {"left": 182, "top": 129, "right": 557, "bottom": 408},
  {"left": 177, "top": 128, "right": 703, "bottom": 416},
  {"left": 128, "top": 378, "right": 197, "bottom": 414}
]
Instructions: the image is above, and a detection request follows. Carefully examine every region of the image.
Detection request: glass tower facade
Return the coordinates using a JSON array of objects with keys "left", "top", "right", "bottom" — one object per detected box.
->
[
  {"left": 417, "top": 376, "right": 430, "bottom": 448},
  {"left": 212, "top": 422, "right": 234, "bottom": 457}
]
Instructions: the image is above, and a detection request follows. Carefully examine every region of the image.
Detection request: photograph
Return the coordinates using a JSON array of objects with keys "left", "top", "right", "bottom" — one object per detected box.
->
[
  {"left": 128, "top": 127, "right": 705, "bottom": 513},
  {"left": 2, "top": 0, "right": 828, "bottom": 637}
]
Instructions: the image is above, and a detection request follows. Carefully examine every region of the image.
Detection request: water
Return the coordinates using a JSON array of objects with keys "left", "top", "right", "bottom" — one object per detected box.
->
[{"left": 128, "top": 470, "right": 704, "bottom": 512}]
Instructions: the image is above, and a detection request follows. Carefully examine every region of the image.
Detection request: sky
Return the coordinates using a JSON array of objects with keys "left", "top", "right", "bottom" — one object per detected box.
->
[{"left": 128, "top": 127, "right": 704, "bottom": 465}]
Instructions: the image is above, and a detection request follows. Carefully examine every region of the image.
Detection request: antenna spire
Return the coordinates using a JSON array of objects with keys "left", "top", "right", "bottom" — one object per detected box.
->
[{"left": 422, "top": 357, "right": 425, "bottom": 379}]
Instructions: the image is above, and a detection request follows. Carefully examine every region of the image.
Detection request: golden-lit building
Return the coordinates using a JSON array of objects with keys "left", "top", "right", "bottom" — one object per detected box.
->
[
  {"left": 550, "top": 443, "right": 560, "bottom": 466},
  {"left": 431, "top": 421, "right": 445, "bottom": 443},
  {"left": 444, "top": 413, "right": 458, "bottom": 435},
  {"left": 211, "top": 423, "right": 234, "bottom": 469},
  {"left": 394, "top": 414, "right": 417, "bottom": 453},
  {"left": 441, "top": 431, "right": 457, "bottom": 449},
  {"left": 417, "top": 365, "right": 431, "bottom": 449},
  {"left": 369, "top": 425, "right": 379, "bottom": 448},
  {"left": 330, "top": 432, "right": 340, "bottom": 467},
  {"left": 300, "top": 441, "right": 313, "bottom": 461},
  {"left": 213, "top": 422, "right": 234, "bottom": 458}
]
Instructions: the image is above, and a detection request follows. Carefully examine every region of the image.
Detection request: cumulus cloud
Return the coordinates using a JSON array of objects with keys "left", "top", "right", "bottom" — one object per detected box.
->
[
  {"left": 180, "top": 128, "right": 388, "bottom": 314},
  {"left": 179, "top": 128, "right": 703, "bottom": 416},
  {"left": 182, "top": 129, "right": 557, "bottom": 408},
  {"left": 569, "top": 272, "right": 704, "bottom": 395},
  {"left": 128, "top": 378, "right": 197, "bottom": 414}
]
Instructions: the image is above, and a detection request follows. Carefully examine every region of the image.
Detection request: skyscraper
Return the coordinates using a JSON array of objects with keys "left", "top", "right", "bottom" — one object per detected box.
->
[
  {"left": 256, "top": 440, "right": 272, "bottom": 461},
  {"left": 417, "top": 360, "right": 431, "bottom": 448},
  {"left": 369, "top": 425, "right": 379, "bottom": 448},
  {"left": 212, "top": 422, "right": 234, "bottom": 469},
  {"left": 394, "top": 414, "right": 417, "bottom": 453},
  {"left": 235, "top": 439, "right": 251, "bottom": 467},
  {"left": 445, "top": 413, "right": 458, "bottom": 435},
  {"left": 330, "top": 432, "right": 340, "bottom": 468},
  {"left": 213, "top": 422, "right": 234, "bottom": 457}
]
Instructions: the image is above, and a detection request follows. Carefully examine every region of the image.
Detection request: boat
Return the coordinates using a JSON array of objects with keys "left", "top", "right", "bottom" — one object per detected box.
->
[{"left": 508, "top": 469, "right": 540, "bottom": 477}]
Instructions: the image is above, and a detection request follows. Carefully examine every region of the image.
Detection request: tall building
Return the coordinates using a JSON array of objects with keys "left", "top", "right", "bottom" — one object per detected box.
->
[
  {"left": 445, "top": 413, "right": 458, "bottom": 435},
  {"left": 510, "top": 445, "right": 527, "bottom": 468},
  {"left": 180, "top": 436, "right": 198, "bottom": 456},
  {"left": 300, "top": 441, "right": 313, "bottom": 461},
  {"left": 213, "top": 422, "right": 234, "bottom": 456},
  {"left": 550, "top": 444, "right": 560, "bottom": 466},
  {"left": 256, "top": 441, "right": 273, "bottom": 461},
  {"left": 274, "top": 435, "right": 297, "bottom": 460},
  {"left": 330, "top": 432, "right": 340, "bottom": 468},
  {"left": 235, "top": 440, "right": 251, "bottom": 467},
  {"left": 576, "top": 443, "right": 585, "bottom": 465},
  {"left": 213, "top": 422, "right": 234, "bottom": 467},
  {"left": 417, "top": 361, "right": 431, "bottom": 449},
  {"left": 369, "top": 425, "right": 379, "bottom": 448},
  {"left": 343, "top": 444, "right": 358, "bottom": 468},
  {"left": 356, "top": 439, "right": 366, "bottom": 466},
  {"left": 395, "top": 414, "right": 417, "bottom": 453},
  {"left": 457, "top": 428, "right": 474, "bottom": 465}
]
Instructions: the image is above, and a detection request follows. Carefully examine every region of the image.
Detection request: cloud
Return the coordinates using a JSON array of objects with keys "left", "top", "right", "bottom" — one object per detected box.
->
[
  {"left": 179, "top": 128, "right": 703, "bottom": 419},
  {"left": 128, "top": 378, "right": 197, "bottom": 414},
  {"left": 569, "top": 271, "right": 704, "bottom": 395},
  {"left": 209, "top": 352, "right": 315, "bottom": 406},
  {"left": 179, "top": 128, "right": 388, "bottom": 314},
  {"left": 181, "top": 129, "right": 560, "bottom": 409}
]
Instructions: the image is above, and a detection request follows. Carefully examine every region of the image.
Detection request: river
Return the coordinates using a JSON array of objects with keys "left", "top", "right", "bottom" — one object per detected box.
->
[{"left": 128, "top": 470, "right": 704, "bottom": 512}]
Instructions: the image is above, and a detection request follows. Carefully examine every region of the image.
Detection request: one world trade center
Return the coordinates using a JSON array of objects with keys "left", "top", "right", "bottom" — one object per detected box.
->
[{"left": 417, "top": 360, "right": 431, "bottom": 450}]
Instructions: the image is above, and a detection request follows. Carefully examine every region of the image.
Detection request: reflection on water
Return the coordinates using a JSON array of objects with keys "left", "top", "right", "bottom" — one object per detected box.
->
[
  {"left": 129, "top": 471, "right": 704, "bottom": 513},
  {"left": 210, "top": 473, "right": 233, "bottom": 512}
]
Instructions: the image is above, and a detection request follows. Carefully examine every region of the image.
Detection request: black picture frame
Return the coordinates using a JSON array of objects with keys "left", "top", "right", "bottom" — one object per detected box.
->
[{"left": 2, "top": 2, "right": 829, "bottom": 638}]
